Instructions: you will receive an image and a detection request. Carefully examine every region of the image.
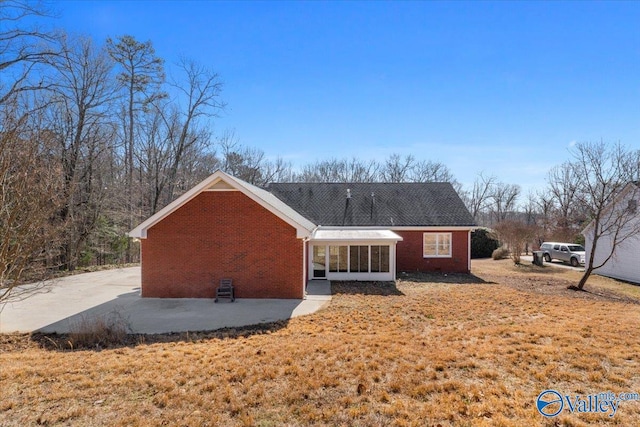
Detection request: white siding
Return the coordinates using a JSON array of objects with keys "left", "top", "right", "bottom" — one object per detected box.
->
[
  {"left": 588, "top": 225, "right": 640, "bottom": 284},
  {"left": 584, "top": 187, "right": 640, "bottom": 284}
]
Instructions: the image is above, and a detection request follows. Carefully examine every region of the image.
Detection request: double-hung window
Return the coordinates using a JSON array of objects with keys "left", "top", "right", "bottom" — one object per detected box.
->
[{"left": 423, "top": 233, "right": 452, "bottom": 257}]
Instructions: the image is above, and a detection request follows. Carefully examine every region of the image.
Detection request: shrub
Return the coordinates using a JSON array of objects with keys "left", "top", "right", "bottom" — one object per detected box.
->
[
  {"left": 68, "top": 308, "right": 131, "bottom": 349},
  {"left": 492, "top": 247, "right": 509, "bottom": 260},
  {"left": 493, "top": 220, "right": 538, "bottom": 264},
  {"left": 471, "top": 228, "right": 500, "bottom": 258}
]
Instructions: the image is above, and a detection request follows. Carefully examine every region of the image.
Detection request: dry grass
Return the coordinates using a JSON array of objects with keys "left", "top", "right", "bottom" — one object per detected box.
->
[
  {"left": 67, "top": 309, "right": 132, "bottom": 350},
  {"left": 1, "top": 259, "right": 639, "bottom": 426},
  {"left": 478, "top": 257, "right": 640, "bottom": 301}
]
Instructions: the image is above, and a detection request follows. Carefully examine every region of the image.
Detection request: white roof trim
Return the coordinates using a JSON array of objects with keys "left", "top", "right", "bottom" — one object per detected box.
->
[
  {"left": 316, "top": 225, "right": 475, "bottom": 231},
  {"left": 390, "top": 226, "right": 475, "bottom": 231},
  {"left": 581, "top": 182, "right": 640, "bottom": 234},
  {"left": 129, "top": 170, "right": 316, "bottom": 239},
  {"left": 311, "top": 229, "right": 403, "bottom": 242}
]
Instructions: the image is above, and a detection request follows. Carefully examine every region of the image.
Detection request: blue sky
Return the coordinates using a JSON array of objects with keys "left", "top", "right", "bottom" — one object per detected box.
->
[{"left": 50, "top": 1, "right": 640, "bottom": 194}]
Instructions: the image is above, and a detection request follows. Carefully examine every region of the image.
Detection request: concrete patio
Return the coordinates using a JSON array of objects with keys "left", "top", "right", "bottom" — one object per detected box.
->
[{"left": 0, "top": 267, "right": 331, "bottom": 334}]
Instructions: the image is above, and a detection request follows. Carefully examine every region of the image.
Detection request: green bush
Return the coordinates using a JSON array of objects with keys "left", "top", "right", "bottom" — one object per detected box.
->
[{"left": 471, "top": 228, "right": 500, "bottom": 258}]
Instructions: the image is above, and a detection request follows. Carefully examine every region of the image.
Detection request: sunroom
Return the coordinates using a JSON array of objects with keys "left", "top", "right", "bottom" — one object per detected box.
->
[{"left": 309, "top": 228, "right": 402, "bottom": 281}]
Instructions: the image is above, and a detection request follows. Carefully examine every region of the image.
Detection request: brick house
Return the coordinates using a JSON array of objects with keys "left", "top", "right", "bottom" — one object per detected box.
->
[{"left": 130, "top": 170, "right": 476, "bottom": 299}]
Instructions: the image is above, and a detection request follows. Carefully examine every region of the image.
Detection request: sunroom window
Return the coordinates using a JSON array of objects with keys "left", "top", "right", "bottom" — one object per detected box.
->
[
  {"left": 370, "top": 245, "right": 390, "bottom": 272},
  {"left": 328, "top": 245, "right": 348, "bottom": 272},
  {"left": 326, "top": 245, "right": 391, "bottom": 273}
]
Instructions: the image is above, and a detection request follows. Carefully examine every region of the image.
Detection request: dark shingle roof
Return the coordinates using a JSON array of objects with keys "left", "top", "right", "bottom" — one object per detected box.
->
[{"left": 266, "top": 182, "right": 476, "bottom": 227}]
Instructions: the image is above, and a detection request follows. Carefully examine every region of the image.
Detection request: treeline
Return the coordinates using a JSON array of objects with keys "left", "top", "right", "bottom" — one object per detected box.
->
[
  {"left": 0, "top": 2, "right": 466, "bottom": 275},
  {"left": 1, "top": 2, "right": 639, "bottom": 296},
  {"left": 1, "top": 2, "right": 227, "bottom": 275}
]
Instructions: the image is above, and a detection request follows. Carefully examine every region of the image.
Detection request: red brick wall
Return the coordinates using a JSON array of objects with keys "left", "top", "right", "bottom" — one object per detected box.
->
[
  {"left": 395, "top": 230, "right": 470, "bottom": 273},
  {"left": 141, "top": 191, "right": 304, "bottom": 298}
]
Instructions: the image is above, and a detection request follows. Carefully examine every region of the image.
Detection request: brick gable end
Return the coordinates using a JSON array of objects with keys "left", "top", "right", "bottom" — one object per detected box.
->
[{"left": 141, "top": 191, "right": 303, "bottom": 298}]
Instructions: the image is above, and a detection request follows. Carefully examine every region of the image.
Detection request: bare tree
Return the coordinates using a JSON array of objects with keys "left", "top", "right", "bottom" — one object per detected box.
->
[
  {"left": 107, "top": 35, "right": 165, "bottom": 261},
  {"left": 342, "top": 157, "right": 379, "bottom": 182},
  {"left": 520, "top": 191, "right": 541, "bottom": 253},
  {"left": 380, "top": 153, "right": 414, "bottom": 182},
  {"left": 546, "top": 162, "right": 583, "bottom": 240},
  {"left": 138, "top": 99, "right": 221, "bottom": 213},
  {"left": 520, "top": 191, "right": 538, "bottom": 226},
  {"left": 260, "top": 156, "right": 294, "bottom": 184},
  {"left": 137, "top": 105, "right": 171, "bottom": 214},
  {"left": 490, "top": 182, "right": 521, "bottom": 224},
  {"left": 294, "top": 154, "right": 459, "bottom": 186},
  {"left": 295, "top": 157, "right": 378, "bottom": 182},
  {"left": 464, "top": 172, "right": 497, "bottom": 222},
  {"left": 0, "top": 0, "right": 58, "bottom": 105},
  {"left": 44, "top": 35, "right": 117, "bottom": 270},
  {"left": 295, "top": 159, "right": 339, "bottom": 182},
  {"left": 0, "top": 98, "right": 62, "bottom": 302},
  {"left": 295, "top": 159, "right": 333, "bottom": 182},
  {"left": 218, "top": 130, "right": 273, "bottom": 185},
  {"left": 176, "top": 149, "right": 221, "bottom": 190},
  {"left": 534, "top": 190, "right": 556, "bottom": 244},
  {"left": 409, "top": 159, "right": 454, "bottom": 182},
  {"left": 574, "top": 142, "right": 640, "bottom": 290},
  {"left": 408, "top": 159, "right": 462, "bottom": 193},
  {"left": 161, "top": 57, "right": 224, "bottom": 203}
]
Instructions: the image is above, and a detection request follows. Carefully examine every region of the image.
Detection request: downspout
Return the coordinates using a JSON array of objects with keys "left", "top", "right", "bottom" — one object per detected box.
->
[
  {"left": 303, "top": 225, "right": 321, "bottom": 299},
  {"left": 302, "top": 236, "right": 308, "bottom": 299},
  {"left": 468, "top": 229, "right": 472, "bottom": 273},
  {"left": 392, "top": 241, "right": 397, "bottom": 281},
  {"left": 135, "top": 237, "right": 143, "bottom": 296}
]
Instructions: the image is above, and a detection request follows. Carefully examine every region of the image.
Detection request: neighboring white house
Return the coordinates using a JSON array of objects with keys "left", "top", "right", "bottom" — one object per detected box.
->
[{"left": 582, "top": 182, "right": 640, "bottom": 284}]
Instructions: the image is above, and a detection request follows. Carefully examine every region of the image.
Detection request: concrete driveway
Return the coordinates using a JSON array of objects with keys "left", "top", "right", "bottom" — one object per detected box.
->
[{"left": 0, "top": 267, "right": 330, "bottom": 334}]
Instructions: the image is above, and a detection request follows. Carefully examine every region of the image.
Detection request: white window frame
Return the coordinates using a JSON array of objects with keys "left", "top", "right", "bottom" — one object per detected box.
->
[{"left": 423, "top": 232, "right": 452, "bottom": 258}]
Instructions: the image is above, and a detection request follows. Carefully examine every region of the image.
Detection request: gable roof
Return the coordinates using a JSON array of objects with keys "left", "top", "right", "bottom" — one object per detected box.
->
[
  {"left": 266, "top": 182, "right": 475, "bottom": 227},
  {"left": 129, "top": 170, "right": 316, "bottom": 239}
]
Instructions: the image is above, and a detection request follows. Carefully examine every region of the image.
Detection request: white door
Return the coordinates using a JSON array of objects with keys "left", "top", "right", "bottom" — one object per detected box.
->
[{"left": 312, "top": 246, "right": 327, "bottom": 279}]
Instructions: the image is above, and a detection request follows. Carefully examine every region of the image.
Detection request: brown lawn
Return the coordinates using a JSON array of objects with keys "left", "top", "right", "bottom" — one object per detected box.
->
[{"left": 1, "top": 259, "right": 639, "bottom": 426}]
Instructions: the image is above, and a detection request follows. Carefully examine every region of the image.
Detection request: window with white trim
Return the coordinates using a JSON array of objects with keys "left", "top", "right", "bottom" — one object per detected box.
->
[{"left": 423, "top": 233, "right": 452, "bottom": 257}]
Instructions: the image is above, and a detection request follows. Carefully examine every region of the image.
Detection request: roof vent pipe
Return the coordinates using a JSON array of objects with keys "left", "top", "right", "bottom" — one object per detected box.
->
[
  {"left": 343, "top": 189, "right": 351, "bottom": 226},
  {"left": 370, "top": 192, "right": 375, "bottom": 220}
]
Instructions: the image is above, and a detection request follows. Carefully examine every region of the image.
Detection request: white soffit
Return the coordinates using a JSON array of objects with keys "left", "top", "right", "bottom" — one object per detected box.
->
[
  {"left": 206, "top": 179, "right": 236, "bottom": 190},
  {"left": 311, "top": 229, "right": 403, "bottom": 242}
]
